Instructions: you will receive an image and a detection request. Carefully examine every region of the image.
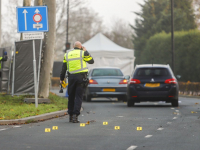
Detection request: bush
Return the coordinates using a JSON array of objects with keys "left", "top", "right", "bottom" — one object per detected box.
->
[{"left": 140, "top": 30, "right": 200, "bottom": 82}]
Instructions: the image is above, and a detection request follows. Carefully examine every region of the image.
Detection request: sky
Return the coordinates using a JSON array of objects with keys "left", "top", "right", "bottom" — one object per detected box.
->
[{"left": 85, "top": 0, "right": 144, "bottom": 28}]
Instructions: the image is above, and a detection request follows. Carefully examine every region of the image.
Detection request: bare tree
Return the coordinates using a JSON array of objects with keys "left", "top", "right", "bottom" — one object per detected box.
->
[
  {"left": 54, "top": 1, "right": 104, "bottom": 60},
  {"left": 37, "top": 0, "right": 56, "bottom": 98},
  {"left": 104, "top": 19, "right": 134, "bottom": 49}
]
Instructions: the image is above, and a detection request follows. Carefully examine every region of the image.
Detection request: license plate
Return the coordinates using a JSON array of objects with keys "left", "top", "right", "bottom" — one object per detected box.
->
[
  {"left": 145, "top": 83, "right": 160, "bottom": 87},
  {"left": 103, "top": 88, "right": 115, "bottom": 92}
]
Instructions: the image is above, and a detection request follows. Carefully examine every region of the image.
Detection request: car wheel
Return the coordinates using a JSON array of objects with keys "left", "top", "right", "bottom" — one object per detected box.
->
[
  {"left": 86, "top": 94, "right": 91, "bottom": 102},
  {"left": 171, "top": 99, "right": 179, "bottom": 107},
  {"left": 127, "top": 97, "right": 135, "bottom": 107}
]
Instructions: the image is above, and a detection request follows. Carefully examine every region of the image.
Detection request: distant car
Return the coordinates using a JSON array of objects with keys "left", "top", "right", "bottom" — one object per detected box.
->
[
  {"left": 127, "top": 64, "right": 179, "bottom": 107},
  {"left": 84, "top": 67, "right": 129, "bottom": 102}
]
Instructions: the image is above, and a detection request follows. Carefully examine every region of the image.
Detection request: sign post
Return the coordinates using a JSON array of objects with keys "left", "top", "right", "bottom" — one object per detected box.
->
[{"left": 16, "top": 6, "right": 48, "bottom": 108}]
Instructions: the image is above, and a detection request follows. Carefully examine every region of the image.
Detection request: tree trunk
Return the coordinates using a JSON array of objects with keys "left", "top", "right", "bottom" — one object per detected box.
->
[
  {"left": 34, "top": 0, "right": 43, "bottom": 6},
  {"left": 21, "top": 0, "right": 31, "bottom": 40},
  {"left": 0, "top": 0, "right": 1, "bottom": 46},
  {"left": 38, "top": 0, "right": 56, "bottom": 98}
]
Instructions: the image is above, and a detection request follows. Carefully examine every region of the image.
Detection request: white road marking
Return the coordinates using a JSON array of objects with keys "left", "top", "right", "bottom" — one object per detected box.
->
[
  {"left": 171, "top": 108, "right": 175, "bottom": 109},
  {"left": 167, "top": 122, "right": 172, "bottom": 124},
  {"left": 173, "top": 117, "right": 177, "bottom": 119},
  {"left": 127, "top": 145, "right": 137, "bottom": 150},
  {"left": 0, "top": 128, "right": 7, "bottom": 131},
  {"left": 148, "top": 118, "right": 152, "bottom": 119},
  {"left": 13, "top": 126, "right": 21, "bottom": 128},
  {"left": 179, "top": 101, "right": 182, "bottom": 103},
  {"left": 175, "top": 110, "right": 179, "bottom": 112},
  {"left": 145, "top": 135, "right": 153, "bottom": 138},
  {"left": 157, "top": 128, "right": 164, "bottom": 130}
]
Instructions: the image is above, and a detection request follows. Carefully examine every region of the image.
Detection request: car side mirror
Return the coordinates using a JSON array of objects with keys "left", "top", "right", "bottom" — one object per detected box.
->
[
  {"left": 176, "top": 75, "right": 181, "bottom": 79},
  {"left": 124, "top": 75, "right": 130, "bottom": 80}
]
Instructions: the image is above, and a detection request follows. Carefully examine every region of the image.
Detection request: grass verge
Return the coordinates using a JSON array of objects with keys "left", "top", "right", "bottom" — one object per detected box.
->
[{"left": 0, "top": 92, "right": 68, "bottom": 120}]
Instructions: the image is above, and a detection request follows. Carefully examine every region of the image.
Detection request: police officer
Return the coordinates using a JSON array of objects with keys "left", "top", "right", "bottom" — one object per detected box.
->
[{"left": 60, "top": 41, "right": 94, "bottom": 123}]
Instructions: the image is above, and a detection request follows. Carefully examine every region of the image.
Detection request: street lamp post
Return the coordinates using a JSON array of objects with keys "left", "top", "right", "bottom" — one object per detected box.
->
[
  {"left": 171, "top": 0, "right": 174, "bottom": 72},
  {"left": 66, "top": 0, "right": 70, "bottom": 52}
]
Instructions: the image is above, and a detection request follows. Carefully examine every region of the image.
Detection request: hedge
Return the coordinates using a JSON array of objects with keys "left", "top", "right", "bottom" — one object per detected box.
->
[{"left": 140, "top": 29, "right": 200, "bottom": 82}]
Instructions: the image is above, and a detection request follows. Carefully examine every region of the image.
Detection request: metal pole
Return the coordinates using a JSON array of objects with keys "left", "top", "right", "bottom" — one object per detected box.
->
[
  {"left": 66, "top": 0, "right": 69, "bottom": 51},
  {"left": 12, "top": 44, "right": 16, "bottom": 96},
  {"left": 171, "top": 0, "right": 174, "bottom": 72},
  {"left": 33, "top": 40, "right": 38, "bottom": 108},
  {"left": 37, "top": 39, "right": 42, "bottom": 94}
]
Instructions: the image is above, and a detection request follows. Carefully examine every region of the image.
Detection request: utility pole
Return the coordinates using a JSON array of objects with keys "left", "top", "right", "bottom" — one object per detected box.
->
[
  {"left": 65, "top": 0, "right": 70, "bottom": 52},
  {"left": 171, "top": 0, "right": 174, "bottom": 72}
]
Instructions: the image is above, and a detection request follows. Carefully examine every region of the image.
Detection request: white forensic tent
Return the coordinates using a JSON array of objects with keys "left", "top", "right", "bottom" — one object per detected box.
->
[{"left": 83, "top": 33, "right": 135, "bottom": 75}]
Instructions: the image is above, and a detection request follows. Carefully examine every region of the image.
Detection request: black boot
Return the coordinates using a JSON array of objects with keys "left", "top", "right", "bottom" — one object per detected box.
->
[
  {"left": 69, "top": 115, "right": 73, "bottom": 122},
  {"left": 73, "top": 114, "right": 80, "bottom": 123}
]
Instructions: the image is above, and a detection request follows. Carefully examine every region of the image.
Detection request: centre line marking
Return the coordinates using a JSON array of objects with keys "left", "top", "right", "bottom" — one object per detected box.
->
[
  {"left": 175, "top": 110, "right": 179, "bottom": 112},
  {"left": 127, "top": 145, "right": 137, "bottom": 150},
  {"left": 173, "top": 117, "right": 177, "bottom": 119},
  {"left": 145, "top": 135, "right": 153, "bottom": 138},
  {"left": 157, "top": 128, "right": 164, "bottom": 130}
]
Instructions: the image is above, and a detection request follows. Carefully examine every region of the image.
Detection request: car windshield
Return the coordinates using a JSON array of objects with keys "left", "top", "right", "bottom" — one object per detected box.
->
[
  {"left": 91, "top": 69, "right": 123, "bottom": 76},
  {"left": 135, "top": 68, "right": 170, "bottom": 77}
]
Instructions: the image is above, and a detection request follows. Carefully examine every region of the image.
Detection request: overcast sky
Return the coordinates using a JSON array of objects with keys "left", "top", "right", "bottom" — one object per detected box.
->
[{"left": 85, "top": 0, "right": 144, "bottom": 27}]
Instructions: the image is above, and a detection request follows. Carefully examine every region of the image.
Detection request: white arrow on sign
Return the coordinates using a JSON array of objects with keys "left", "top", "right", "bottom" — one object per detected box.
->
[
  {"left": 35, "top": 9, "right": 40, "bottom": 14},
  {"left": 23, "top": 9, "right": 28, "bottom": 30}
]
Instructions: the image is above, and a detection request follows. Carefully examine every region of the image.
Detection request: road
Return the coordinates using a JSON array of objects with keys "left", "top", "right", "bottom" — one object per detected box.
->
[{"left": 0, "top": 96, "right": 200, "bottom": 150}]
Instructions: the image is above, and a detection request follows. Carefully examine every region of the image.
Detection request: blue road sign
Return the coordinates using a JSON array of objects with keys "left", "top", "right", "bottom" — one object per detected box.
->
[{"left": 17, "top": 6, "right": 48, "bottom": 33}]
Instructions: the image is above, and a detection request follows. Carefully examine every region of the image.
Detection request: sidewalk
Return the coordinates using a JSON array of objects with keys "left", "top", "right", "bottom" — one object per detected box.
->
[{"left": 0, "top": 88, "right": 69, "bottom": 125}]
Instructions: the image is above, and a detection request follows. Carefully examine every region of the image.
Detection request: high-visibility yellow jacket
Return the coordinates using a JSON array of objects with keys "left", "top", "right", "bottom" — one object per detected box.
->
[{"left": 63, "top": 49, "right": 93, "bottom": 74}]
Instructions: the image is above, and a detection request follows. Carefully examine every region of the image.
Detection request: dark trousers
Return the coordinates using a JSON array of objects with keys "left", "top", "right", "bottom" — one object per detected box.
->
[{"left": 67, "top": 73, "right": 84, "bottom": 116}]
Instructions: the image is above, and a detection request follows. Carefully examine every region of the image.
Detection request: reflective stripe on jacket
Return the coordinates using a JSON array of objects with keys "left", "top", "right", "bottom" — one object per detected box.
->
[
  {"left": 0, "top": 57, "right": 2, "bottom": 70},
  {"left": 63, "top": 49, "right": 92, "bottom": 74}
]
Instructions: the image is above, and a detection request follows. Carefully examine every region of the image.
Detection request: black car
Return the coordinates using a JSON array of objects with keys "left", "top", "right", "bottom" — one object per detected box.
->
[{"left": 127, "top": 64, "right": 179, "bottom": 107}]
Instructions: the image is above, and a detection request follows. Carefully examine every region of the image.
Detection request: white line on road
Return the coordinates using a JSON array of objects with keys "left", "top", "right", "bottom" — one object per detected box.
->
[
  {"left": 157, "top": 128, "right": 164, "bottom": 130},
  {"left": 175, "top": 110, "right": 179, "bottom": 112},
  {"left": 0, "top": 128, "right": 7, "bottom": 131},
  {"left": 173, "top": 117, "right": 177, "bottom": 119},
  {"left": 167, "top": 122, "right": 172, "bottom": 124},
  {"left": 171, "top": 108, "right": 175, "bottom": 109},
  {"left": 13, "top": 126, "right": 21, "bottom": 128},
  {"left": 127, "top": 145, "right": 137, "bottom": 150},
  {"left": 145, "top": 135, "right": 153, "bottom": 138}
]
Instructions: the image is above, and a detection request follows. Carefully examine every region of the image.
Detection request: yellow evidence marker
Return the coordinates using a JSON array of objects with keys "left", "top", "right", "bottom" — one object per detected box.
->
[
  {"left": 52, "top": 126, "right": 58, "bottom": 130},
  {"left": 137, "top": 127, "right": 142, "bottom": 131},
  {"left": 115, "top": 126, "right": 120, "bottom": 130},
  {"left": 103, "top": 122, "right": 108, "bottom": 125},
  {"left": 45, "top": 128, "right": 51, "bottom": 132},
  {"left": 80, "top": 123, "right": 85, "bottom": 127}
]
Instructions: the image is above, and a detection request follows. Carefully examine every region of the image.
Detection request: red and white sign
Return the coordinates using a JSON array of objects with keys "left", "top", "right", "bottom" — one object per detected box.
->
[{"left": 33, "top": 14, "right": 42, "bottom": 23}]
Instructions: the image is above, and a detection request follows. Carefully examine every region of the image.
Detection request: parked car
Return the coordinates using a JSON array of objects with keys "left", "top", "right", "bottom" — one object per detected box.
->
[
  {"left": 84, "top": 67, "right": 129, "bottom": 102},
  {"left": 127, "top": 64, "right": 179, "bottom": 107}
]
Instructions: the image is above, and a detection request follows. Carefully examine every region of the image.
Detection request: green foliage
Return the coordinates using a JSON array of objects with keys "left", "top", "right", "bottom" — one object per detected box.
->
[
  {"left": 141, "top": 29, "right": 200, "bottom": 82},
  {"left": 0, "top": 93, "right": 68, "bottom": 120},
  {"left": 132, "top": 0, "right": 196, "bottom": 64}
]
